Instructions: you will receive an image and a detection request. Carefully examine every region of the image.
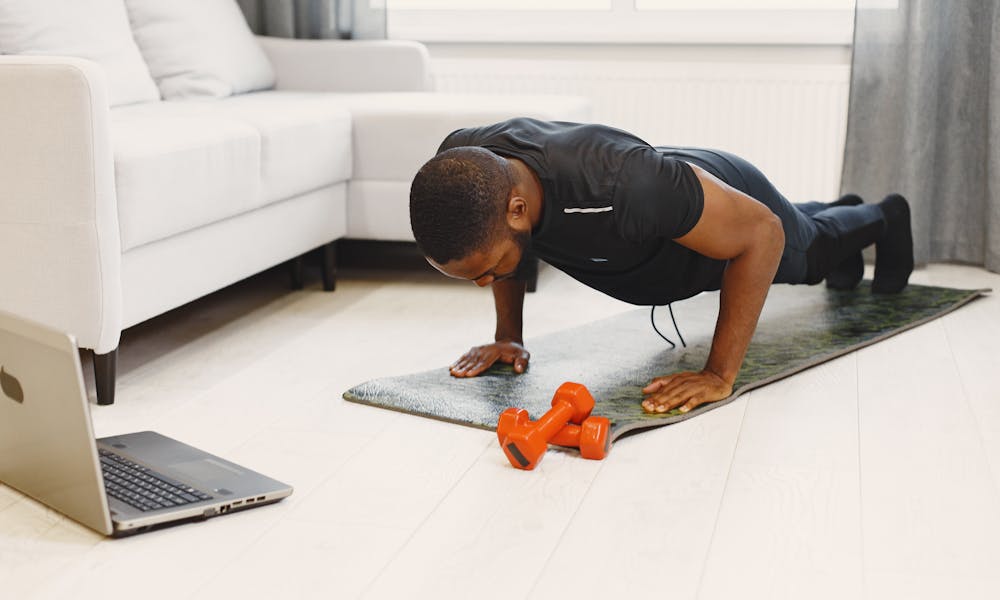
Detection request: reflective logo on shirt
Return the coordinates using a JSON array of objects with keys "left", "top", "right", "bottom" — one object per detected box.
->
[{"left": 564, "top": 206, "right": 613, "bottom": 214}]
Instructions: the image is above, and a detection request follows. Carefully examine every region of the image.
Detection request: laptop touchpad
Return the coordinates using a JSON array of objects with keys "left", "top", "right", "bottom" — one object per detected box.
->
[{"left": 169, "top": 458, "right": 245, "bottom": 485}]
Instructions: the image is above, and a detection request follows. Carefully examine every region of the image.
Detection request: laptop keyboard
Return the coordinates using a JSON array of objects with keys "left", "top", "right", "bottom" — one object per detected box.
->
[{"left": 99, "top": 449, "right": 213, "bottom": 512}]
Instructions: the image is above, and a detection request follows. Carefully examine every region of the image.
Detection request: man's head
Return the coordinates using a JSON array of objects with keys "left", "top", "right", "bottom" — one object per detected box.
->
[{"left": 410, "top": 146, "right": 530, "bottom": 286}]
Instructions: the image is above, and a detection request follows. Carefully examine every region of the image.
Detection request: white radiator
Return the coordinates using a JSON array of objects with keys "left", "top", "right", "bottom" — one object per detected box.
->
[{"left": 432, "top": 58, "right": 851, "bottom": 202}]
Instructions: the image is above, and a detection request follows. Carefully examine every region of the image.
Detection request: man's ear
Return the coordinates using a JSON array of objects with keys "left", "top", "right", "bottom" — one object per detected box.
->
[{"left": 506, "top": 195, "right": 530, "bottom": 231}]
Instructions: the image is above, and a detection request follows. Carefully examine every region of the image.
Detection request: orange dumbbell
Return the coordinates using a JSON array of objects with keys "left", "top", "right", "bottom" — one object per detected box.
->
[{"left": 496, "top": 382, "right": 611, "bottom": 470}]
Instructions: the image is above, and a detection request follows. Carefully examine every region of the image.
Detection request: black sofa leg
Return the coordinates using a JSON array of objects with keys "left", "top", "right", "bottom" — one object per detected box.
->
[
  {"left": 321, "top": 242, "right": 337, "bottom": 292},
  {"left": 94, "top": 348, "right": 118, "bottom": 406},
  {"left": 289, "top": 256, "right": 305, "bottom": 290}
]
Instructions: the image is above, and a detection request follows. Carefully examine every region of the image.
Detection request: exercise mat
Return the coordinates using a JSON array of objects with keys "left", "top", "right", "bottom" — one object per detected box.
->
[{"left": 344, "top": 282, "right": 987, "bottom": 441}]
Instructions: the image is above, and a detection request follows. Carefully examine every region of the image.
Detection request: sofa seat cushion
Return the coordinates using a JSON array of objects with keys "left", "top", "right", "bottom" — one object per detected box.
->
[
  {"left": 115, "top": 94, "right": 352, "bottom": 206},
  {"left": 111, "top": 96, "right": 352, "bottom": 250},
  {"left": 111, "top": 108, "right": 260, "bottom": 251},
  {"left": 318, "top": 91, "right": 593, "bottom": 183},
  {"left": 191, "top": 93, "right": 353, "bottom": 203}
]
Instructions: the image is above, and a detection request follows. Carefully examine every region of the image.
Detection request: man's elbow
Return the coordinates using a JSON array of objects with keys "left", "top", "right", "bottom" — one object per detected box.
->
[
  {"left": 766, "top": 211, "right": 784, "bottom": 244},
  {"left": 756, "top": 211, "right": 785, "bottom": 258}
]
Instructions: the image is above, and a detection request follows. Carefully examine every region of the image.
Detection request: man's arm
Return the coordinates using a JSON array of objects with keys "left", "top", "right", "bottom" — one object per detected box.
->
[
  {"left": 450, "top": 278, "right": 531, "bottom": 377},
  {"left": 493, "top": 277, "right": 526, "bottom": 346},
  {"left": 641, "top": 164, "right": 785, "bottom": 413}
]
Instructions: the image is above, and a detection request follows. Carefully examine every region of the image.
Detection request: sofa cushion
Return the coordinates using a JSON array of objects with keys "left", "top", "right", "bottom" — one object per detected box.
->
[
  {"left": 201, "top": 93, "right": 353, "bottom": 202},
  {"left": 125, "top": 0, "right": 275, "bottom": 99},
  {"left": 110, "top": 107, "right": 260, "bottom": 251},
  {"left": 0, "top": 0, "right": 159, "bottom": 107},
  {"left": 115, "top": 93, "right": 352, "bottom": 205}
]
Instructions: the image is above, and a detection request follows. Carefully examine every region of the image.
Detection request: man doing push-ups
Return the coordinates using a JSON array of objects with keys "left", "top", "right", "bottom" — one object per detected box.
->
[{"left": 408, "top": 118, "right": 913, "bottom": 414}]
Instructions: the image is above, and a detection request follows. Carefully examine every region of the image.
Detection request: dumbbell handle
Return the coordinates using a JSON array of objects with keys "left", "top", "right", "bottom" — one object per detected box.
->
[
  {"left": 529, "top": 400, "right": 576, "bottom": 441},
  {"left": 550, "top": 424, "right": 582, "bottom": 448}
]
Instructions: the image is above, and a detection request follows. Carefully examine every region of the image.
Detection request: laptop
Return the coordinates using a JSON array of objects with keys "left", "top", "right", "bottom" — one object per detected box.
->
[{"left": 0, "top": 310, "right": 293, "bottom": 537}]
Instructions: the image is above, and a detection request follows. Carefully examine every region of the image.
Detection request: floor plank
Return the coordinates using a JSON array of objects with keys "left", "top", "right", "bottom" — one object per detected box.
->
[
  {"left": 529, "top": 398, "right": 748, "bottom": 600},
  {"left": 937, "top": 278, "right": 1000, "bottom": 492},
  {"left": 361, "top": 436, "right": 605, "bottom": 600},
  {"left": 857, "top": 318, "right": 1000, "bottom": 599},
  {"left": 697, "top": 354, "right": 863, "bottom": 600}
]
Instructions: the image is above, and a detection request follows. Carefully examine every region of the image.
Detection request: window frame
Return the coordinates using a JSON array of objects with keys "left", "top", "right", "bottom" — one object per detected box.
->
[{"left": 387, "top": 0, "right": 856, "bottom": 45}]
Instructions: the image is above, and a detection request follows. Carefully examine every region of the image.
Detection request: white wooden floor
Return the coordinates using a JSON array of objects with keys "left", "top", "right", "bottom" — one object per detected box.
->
[{"left": 2, "top": 261, "right": 998, "bottom": 600}]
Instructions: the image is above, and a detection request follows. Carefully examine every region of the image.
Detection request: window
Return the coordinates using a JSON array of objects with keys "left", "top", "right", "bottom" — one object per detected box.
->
[
  {"left": 388, "top": 0, "right": 856, "bottom": 44},
  {"left": 637, "top": 0, "right": 851, "bottom": 9},
  {"left": 390, "top": 0, "right": 610, "bottom": 9}
]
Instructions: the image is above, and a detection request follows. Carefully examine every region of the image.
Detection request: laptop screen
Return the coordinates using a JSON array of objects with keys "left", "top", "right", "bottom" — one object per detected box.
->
[{"left": 0, "top": 311, "right": 113, "bottom": 535}]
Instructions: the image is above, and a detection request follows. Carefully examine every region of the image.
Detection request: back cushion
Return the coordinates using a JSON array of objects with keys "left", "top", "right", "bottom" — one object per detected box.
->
[
  {"left": 0, "top": 0, "right": 160, "bottom": 107},
  {"left": 124, "top": 0, "right": 275, "bottom": 100}
]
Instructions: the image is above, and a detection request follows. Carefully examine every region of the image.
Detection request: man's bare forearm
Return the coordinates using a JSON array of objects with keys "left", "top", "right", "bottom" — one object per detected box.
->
[
  {"left": 705, "top": 219, "right": 784, "bottom": 384},
  {"left": 493, "top": 278, "right": 526, "bottom": 343}
]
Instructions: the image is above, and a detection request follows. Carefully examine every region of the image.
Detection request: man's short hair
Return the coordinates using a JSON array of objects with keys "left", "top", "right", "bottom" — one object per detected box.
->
[{"left": 409, "top": 146, "right": 514, "bottom": 265}]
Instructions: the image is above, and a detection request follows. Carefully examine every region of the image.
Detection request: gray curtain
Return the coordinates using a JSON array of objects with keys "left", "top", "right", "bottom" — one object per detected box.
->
[
  {"left": 237, "top": 0, "right": 386, "bottom": 40},
  {"left": 841, "top": 0, "right": 1000, "bottom": 273}
]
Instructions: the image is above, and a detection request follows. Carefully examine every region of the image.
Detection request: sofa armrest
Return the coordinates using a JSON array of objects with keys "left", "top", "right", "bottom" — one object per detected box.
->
[
  {"left": 0, "top": 56, "right": 122, "bottom": 353},
  {"left": 256, "top": 36, "right": 432, "bottom": 93}
]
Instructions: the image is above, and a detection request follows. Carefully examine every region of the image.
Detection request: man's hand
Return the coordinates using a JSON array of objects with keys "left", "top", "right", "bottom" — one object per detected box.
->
[
  {"left": 450, "top": 341, "right": 530, "bottom": 377},
  {"left": 641, "top": 370, "right": 733, "bottom": 414}
]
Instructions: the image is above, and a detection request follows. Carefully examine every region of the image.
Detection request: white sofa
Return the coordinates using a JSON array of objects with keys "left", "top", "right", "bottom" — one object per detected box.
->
[{"left": 0, "top": 1, "right": 590, "bottom": 405}]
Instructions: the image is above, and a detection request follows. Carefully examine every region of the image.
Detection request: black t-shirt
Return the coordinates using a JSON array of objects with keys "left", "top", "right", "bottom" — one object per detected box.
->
[{"left": 438, "top": 118, "right": 727, "bottom": 305}]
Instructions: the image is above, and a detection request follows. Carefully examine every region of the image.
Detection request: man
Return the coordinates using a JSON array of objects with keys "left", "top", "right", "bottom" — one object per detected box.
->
[{"left": 409, "top": 118, "right": 913, "bottom": 415}]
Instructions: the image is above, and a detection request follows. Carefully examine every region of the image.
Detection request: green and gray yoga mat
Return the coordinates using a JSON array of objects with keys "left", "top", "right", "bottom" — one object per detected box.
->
[{"left": 344, "top": 282, "right": 986, "bottom": 441}]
